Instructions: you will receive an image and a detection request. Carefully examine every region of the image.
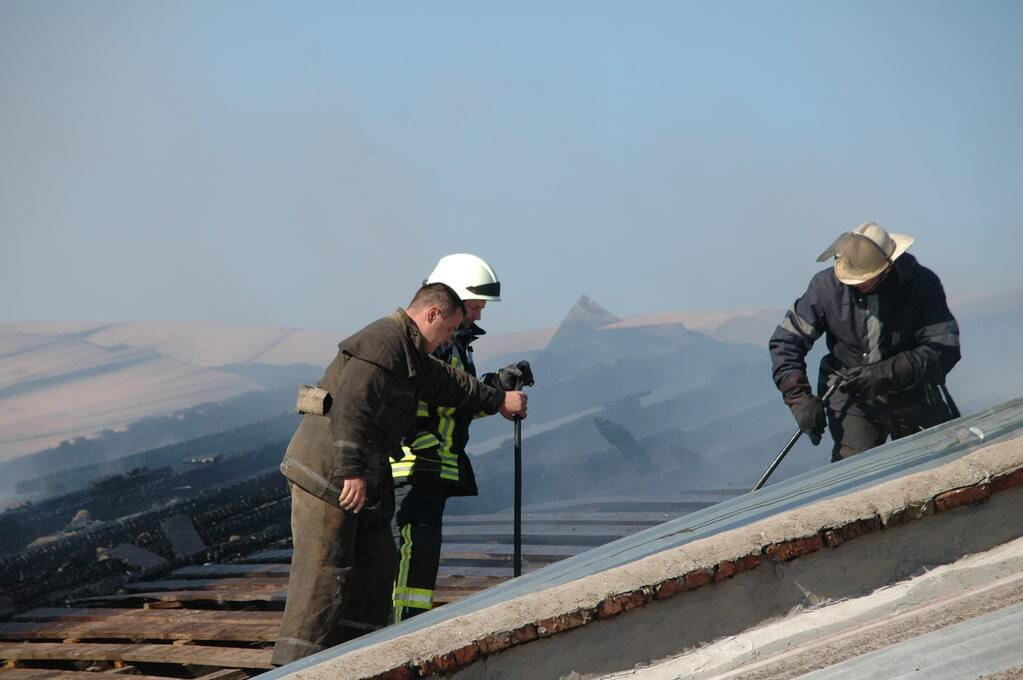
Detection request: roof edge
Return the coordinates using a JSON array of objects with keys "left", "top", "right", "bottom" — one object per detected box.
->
[{"left": 288, "top": 435, "right": 1023, "bottom": 680}]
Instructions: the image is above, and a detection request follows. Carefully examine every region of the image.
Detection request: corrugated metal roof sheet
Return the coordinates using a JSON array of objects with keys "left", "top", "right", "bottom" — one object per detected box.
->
[{"left": 268, "top": 397, "right": 1023, "bottom": 678}]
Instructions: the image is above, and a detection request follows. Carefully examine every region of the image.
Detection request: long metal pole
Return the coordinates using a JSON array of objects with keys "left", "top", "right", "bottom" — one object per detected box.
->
[
  {"left": 513, "top": 413, "right": 523, "bottom": 577},
  {"left": 752, "top": 379, "right": 842, "bottom": 492},
  {"left": 940, "top": 383, "right": 961, "bottom": 419}
]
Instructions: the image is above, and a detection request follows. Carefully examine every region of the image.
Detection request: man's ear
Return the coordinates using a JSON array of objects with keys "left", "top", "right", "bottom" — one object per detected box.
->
[{"left": 426, "top": 306, "right": 440, "bottom": 324}]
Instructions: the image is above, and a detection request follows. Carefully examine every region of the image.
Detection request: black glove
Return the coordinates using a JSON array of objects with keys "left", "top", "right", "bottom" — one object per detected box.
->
[
  {"left": 487, "top": 360, "right": 534, "bottom": 390},
  {"left": 789, "top": 394, "right": 826, "bottom": 446},
  {"left": 839, "top": 352, "right": 915, "bottom": 401}
]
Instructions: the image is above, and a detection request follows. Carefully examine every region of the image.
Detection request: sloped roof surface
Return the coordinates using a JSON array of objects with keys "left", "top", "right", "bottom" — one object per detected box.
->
[{"left": 267, "top": 397, "right": 1023, "bottom": 678}]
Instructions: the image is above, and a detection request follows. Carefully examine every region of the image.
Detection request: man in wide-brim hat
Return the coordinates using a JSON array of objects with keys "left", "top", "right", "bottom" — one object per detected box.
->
[{"left": 768, "top": 221, "right": 961, "bottom": 461}]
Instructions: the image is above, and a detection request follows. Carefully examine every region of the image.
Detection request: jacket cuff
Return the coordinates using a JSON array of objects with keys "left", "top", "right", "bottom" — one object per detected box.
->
[
  {"left": 778, "top": 371, "right": 812, "bottom": 406},
  {"left": 481, "top": 385, "right": 505, "bottom": 414},
  {"left": 333, "top": 439, "right": 367, "bottom": 478},
  {"left": 891, "top": 352, "right": 917, "bottom": 388}
]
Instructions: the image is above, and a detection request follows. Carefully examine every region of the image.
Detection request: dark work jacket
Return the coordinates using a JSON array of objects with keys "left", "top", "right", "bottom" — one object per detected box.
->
[
  {"left": 392, "top": 323, "right": 488, "bottom": 497},
  {"left": 769, "top": 253, "right": 961, "bottom": 410},
  {"left": 280, "top": 310, "right": 504, "bottom": 517}
]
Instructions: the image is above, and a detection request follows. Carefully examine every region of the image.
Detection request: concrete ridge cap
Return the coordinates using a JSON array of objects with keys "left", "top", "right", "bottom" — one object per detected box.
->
[{"left": 295, "top": 434, "right": 1023, "bottom": 680}]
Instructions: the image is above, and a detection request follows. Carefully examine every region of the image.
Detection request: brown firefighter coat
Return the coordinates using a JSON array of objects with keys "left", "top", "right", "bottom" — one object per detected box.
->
[{"left": 280, "top": 309, "right": 505, "bottom": 520}]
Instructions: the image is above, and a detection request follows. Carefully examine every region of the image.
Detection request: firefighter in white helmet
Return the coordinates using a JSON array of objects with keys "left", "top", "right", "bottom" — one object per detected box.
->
[{"left": 391, "top": 254, "right": 533, "bottom": 622}]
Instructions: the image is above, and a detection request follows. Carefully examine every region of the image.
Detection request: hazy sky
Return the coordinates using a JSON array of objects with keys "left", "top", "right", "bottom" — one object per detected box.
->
[{"left": 1, "top": 1, "right": 1020, "bottom": 335}]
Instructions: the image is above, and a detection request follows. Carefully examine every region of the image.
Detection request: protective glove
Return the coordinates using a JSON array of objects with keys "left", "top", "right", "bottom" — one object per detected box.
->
[
  {"left": 839, "top": 352, "right": 915, "bottom": 401},
  {"left": 789, "top": 394, "right": 826, "bottom": 446},
  {"left": 778, "top": 371, "right": 813, "bottom": 407},
  {"left": 485, "top": 360, "right": 534, "bottom": 390}
]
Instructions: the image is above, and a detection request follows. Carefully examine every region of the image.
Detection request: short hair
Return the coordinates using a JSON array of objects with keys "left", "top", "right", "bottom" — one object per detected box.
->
[{"left": 408, "top": 282, "right": 465, "bottom": 317}]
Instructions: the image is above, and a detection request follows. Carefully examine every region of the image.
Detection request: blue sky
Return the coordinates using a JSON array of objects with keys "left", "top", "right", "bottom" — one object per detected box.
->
[{"left": 1, "top": 1, "right": 1020, "bottom": 334}]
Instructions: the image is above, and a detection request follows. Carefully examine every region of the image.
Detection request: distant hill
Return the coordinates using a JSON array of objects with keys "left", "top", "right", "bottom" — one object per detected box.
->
[
  {"left": 0, "top": 321, "right": 341, "bottom": 462},
  {"left": 2, "top": 289, "right": 1018, "bottom": 508},
  {"left": 457, "top": 290, "right": 1023, "bottom": 513}
]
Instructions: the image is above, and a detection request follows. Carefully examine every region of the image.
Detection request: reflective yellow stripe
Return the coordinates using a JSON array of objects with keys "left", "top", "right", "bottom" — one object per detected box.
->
[
  {"left": 433, "top": 351, "right": 465, "bottom": 482},
  {"left": 436, "top": 405, "right": 457, "bottom": 481},
  {"left": 409, "top": 433, "right": 441, "bottom": 450},
  {"left": 391, "top": 447, "right": 414, "bottom": 480},
  {"left": 393, "top": 586, "right": 433, "bottom": 601},
  {"left": 397, "top": 352, "right": 469, "bottom": 485},
  {"left": 393, "top": 524, "right": 414, "bottom": 623},
  {"left": 391, "top": 463, "right": 414, "bottom": 479},
  {"left": 391, "top": 444, "right": 445, "bottom": 480},
  {"left": 393, "top": 586, "right": 434, "bottom": 609}
]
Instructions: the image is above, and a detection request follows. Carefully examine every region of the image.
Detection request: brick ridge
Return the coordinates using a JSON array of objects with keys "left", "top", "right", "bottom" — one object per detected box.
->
[{"left": 302, "top": 436, "right": 1023, "bottom": 680}]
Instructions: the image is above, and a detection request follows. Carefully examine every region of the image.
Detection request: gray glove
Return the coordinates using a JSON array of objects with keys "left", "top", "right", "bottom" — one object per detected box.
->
[
  {"left": 790, "top": 394, "right": 826, "bottom": 446},
  {"left": 485, "top": 360, "right": 534, "bottom": 390},
  {"left": 839, "top": 352, "right": 916, "bottom": 401},
  {"left": 777, "top": 371, "right": 827, "bottom": 445}
]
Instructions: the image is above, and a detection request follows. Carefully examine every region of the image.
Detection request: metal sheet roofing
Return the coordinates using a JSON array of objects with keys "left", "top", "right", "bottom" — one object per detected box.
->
[{"left": 267, "top": 397, "right": 1023, "bottom": 678}]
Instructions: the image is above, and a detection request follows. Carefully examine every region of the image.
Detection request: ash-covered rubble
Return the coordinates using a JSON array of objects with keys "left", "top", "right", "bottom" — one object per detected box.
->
[{"left": 0, "top": 440, "right": 294, "bottom": 617}]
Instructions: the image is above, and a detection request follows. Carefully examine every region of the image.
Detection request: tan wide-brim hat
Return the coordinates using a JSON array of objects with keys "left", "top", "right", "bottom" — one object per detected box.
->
[{"left": 816, "top": 222, "right": 915, "bottom": 285}]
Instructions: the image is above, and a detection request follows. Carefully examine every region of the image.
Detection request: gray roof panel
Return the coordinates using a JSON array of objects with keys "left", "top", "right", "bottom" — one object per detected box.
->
[{"left": 266, "top": 397, "right": 1023, "bottom": 678}]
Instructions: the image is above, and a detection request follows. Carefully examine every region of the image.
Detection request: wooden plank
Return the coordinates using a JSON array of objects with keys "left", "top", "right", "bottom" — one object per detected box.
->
[
  {"left": 169, "top": 556, "right": 560, "bottom": 576},
  {"left": 435, "top": 587, "right": 506, "bottom": 603},
  {"left": 434, "top": 575, "right": 509, "bottom": 590},
  {"left": 0, "top": 669, "right": 172, "bottom": 680},
  {"left": 72, "top": 590, "right": 286, "bottom": 607},
  {"left": 438, "top": 564, "right": 541, "bottom": 578},
  {"left": 14, "top": 609, "right": 280, "bottom": 625},
  {"left": 0, "top": 643, "right": 273, "bottom": 669},
  {"left": 0, "top": 618, "right": 279, "bottom": 643},
  {"left": 122, "top": 578, "right": 284, "bottom": 593},
  {"left": 252, "top": 544, "right": 583, "bottom": 562},
  {"left": 78, "top": 586, "right": 486, "bottom": 612},
  {"left": 194, "top": 670, "right": 248, "bottom": 680},
  {"left": 170, "top": 565, "right": 290, "bottom": 579}
]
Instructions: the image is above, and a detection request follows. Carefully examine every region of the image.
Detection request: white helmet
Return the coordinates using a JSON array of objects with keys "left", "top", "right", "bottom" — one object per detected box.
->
[{"left": 425, "top": 253, "right": 501, "bottom": 301}]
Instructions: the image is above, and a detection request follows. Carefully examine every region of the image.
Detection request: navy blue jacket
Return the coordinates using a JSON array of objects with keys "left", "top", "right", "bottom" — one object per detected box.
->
[{"left": 769, "top": 253, "right": 960, "bottom": 408}]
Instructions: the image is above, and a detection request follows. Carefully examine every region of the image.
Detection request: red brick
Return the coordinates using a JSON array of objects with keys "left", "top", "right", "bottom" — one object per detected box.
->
[
  {"left": 654, "top": 577, "right": 685, "bottom": 600},
  {"left": 510, "top": 624, "right": 538, "bottom": 645},
  {"left": 372, "top": 666, "right": 415, "bottom": 680},
  {"left": 684, "top": 568, "right": 713, "bottom": 590},
  {"left": 935, "top": 484, "right": 991, "bottom": 512},
  {"left": 451, "top": 643, "right": 480, "bottom": 667},
  {"left": 883, "top": 501, "right": 934, "bottom": 527},
  {"left": 535, "top": 609, "right": 593, "bottom": 637},
  {"left": 714, "top": 560, "right": 737, "bottom": 581},
  {"left": 764, "top": 535, "right": 824, "bottom": 561},
  {"left": 824, "top": 517, "right": 883, "bottom": 548},
  {"left": 822, "top": 528, "right": 843, "bottom": 548},
  {"left": 841, "top": 517, "right": 882, "bottom": 540},
  {"left": 428, "top": 652, "right": 459, "bottom": 673},
  {"left": 535, "top": 616, "right": 558, "bottom": 637},
  {"left": 992, "top": 468, "right": 1023, "bottom": 494},
  {"left": 597, "top": 597, "right": 623, "bottom": 619},
  {"left": 477, "top": 631, "right": 514, "bottom": 656},
  {"left": 733, "top": 554, "right": 761, "bottom": 574},
  {"left": 627, "top": 588, "right": 654, "bottom": 610}
]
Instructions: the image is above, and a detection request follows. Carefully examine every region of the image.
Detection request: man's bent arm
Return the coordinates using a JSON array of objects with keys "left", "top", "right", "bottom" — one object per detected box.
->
[
  {"left": 769, "top": 278, "right": 826, "bottom": 388},
  {"left": 421, "top": 355, "right": 505, "bottom": 415},
  {"left": 906, "top": 274, "right": 961, "bottom": 385},
  {"left": 326, "top": 355, "right": 387, "bottom": 479}
]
